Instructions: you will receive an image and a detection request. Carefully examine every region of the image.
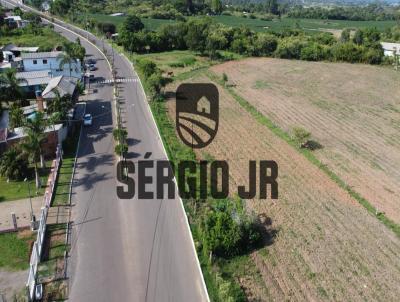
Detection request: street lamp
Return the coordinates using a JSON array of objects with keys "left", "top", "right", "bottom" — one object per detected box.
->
[{"left": 24, "top": 177, "right": 36, "bottom": 230}]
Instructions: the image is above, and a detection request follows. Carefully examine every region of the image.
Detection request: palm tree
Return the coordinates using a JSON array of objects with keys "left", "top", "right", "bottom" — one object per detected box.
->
[
  {"left": 47, "top": 90, "right": 72, "bottom": 122},
  {"left": 8, "top": 103, "right": 25, "bottom": 131},
  {"left": 21, "top": 129, "right": 43, "bottom": 189},
  {"left": 0, "top": 69, "right": 27, "bottom": 104},
  {"left": 58, "top": 43, "right": 78, "bottom": 77},
  {"left": 0, "top": 147, "right": 29, "bottom": 181},
  {"left": 58, "top": 52, "right": 77, "bottom": 77},
  {"left": 23, "top": 111, "right": 47, "bottom": 171}
]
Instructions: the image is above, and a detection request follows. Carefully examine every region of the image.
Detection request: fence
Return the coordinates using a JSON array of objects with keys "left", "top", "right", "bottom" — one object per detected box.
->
[{"left": 26, "top": 145, "right": 62, "bottom": 301}]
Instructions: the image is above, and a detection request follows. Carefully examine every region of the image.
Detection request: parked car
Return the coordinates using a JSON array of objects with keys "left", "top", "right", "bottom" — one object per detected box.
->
[
  {"left": 88, "top": 64, "right": 97, "bottom": 71},
  {"left": 83, "top": 114, "right": 93, "bottom": 126},
  {"left": 86, "top": 58, "right": 96, "bottom": 65}
]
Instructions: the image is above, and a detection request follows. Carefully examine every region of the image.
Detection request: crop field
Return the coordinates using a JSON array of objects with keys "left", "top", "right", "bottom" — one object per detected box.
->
[
  {"left": 89, "top": 14, "right": 396, "bottom": 33},
  {"left": 211, "top": 58, "right": 400, "bottom": 224},
  {"left": 164, "top": 67, "right": 400, "bottom": 301}
]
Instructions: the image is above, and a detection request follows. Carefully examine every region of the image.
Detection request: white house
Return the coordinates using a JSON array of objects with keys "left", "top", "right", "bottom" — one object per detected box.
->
[{"left": 21, "top": 52, "right": 83, "bottom": 79}]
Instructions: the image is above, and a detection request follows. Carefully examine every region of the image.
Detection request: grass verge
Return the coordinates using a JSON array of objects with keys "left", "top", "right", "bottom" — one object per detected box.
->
[
  {"left": 206, "top": 70, "right": 400, "bottom": 239},
  {"left": 0, "top": 230, "right": 35, "bottom": 271},
  {"left": 52, "top": 125, "right": 81, "bottom": 207},
  {"left": 0, "top": 161, "right": 53, "bottom": 202}
]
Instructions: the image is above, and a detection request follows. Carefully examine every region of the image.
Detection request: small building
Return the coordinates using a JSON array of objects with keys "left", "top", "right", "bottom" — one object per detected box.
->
[
  {"left": 16, "top": 70, "right": 53, "bottom": 95},
  {"left": 42, "top": 76, "right": 78, "bottom": 101},
  {"left": 1, "top": 44, "right": 39, "bottom": 56},
  {"left": 4, "top": 16, "right": 30, "bottom": 28},
  {"left": 21, "top": 52, "right": 83, "bottom": 79},
  {"left": 381, "top": 42, "right": 400, "bottom": 57},
  {"left": 0, "top": 107, "right": 66, "bottom": 158}
]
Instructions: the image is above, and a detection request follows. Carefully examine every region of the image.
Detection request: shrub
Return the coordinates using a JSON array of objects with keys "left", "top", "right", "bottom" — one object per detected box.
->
[
  {"left": 113, "top": 128, "right": 128, "bottom": 141},
  {"left": 362, "top": 47, "right": 383, "bottom": 64},
  {"left": 202, "top": 200, "right": 262, "bottom": 258},
  {"left": 137, "top": 59, "right": 157, "bottom": 78},
  {"left": 115, "top": 144, "right": 128, "bottom": 156},
  {"left": 147, "top": 72, "right": 164, "bottom": 96},
  {"left": 0, "top": 147, "right": 29, "bottom": 180},
  {"left": 254, "top": 33, "right": 278, "bottom": 56},
  {"left": 275, "top": 37, "right": 305, "bottom": 59},
  {"left": 331, "top": 42, "right": 363, "bottom": 63},
  {"left": 292, "top": 126, "right": 311, "bottom": 148},
  {"left": 300, "top": 43, "right": 328, "bottom": 61}
]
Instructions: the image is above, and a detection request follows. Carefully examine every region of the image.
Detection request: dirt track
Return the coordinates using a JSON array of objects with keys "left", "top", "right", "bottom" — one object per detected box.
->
[
  {"left": 212, "top": 58, "right": 400, "bottom": 223},
  {"left": 166, "top": 73, "right": 400, "bottom": 301}
]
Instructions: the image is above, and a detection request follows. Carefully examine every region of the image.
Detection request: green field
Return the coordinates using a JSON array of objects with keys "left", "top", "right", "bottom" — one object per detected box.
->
[{"left": 89, "top": 13, "right": 397, "bottom": 33}]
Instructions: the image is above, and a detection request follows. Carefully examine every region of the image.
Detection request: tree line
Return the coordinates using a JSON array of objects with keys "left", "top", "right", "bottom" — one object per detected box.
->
[
  {"left": 288, "top": 4, "right": 400, "bottom": 21},
  {"left": 116, "top": 15, "right": 388, "bottom": 65}
]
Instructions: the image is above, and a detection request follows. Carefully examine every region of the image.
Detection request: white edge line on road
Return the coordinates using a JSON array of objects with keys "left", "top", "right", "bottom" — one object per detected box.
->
[{"left": 121, "top": 53, "right": 210, "bottom": 301}]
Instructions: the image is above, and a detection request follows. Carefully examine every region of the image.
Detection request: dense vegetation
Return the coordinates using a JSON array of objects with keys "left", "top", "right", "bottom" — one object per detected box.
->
[
  {"left": 115, "top": 15, "right": 393, "bottom": 65},
  {"left": 288, "top": 4, "right": 400, "bottom": 21}
]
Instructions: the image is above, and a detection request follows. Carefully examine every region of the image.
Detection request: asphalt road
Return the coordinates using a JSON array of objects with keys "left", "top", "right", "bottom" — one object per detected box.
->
[{"left": 2, "top": 1, "right": 209, "bottom": 301}]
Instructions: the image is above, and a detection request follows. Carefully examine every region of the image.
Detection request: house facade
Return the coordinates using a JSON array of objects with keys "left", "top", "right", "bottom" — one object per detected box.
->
[{"left": 21, "top": 52, "right": 83, "bottom": 79}]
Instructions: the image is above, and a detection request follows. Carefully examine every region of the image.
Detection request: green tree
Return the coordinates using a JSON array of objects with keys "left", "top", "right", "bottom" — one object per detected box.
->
[
  {"left": 185, "top": 18, "right": 212, "bottom": 53},
  {"left": 22, "top": 111, "right": 47, "bottom": 175},
  {"left": 300, "top": 43, "right": 328, "bottom": 61},
  {"left": 254, "top": 33, "right": 278, "bottom": 56},
  {"left": 266, "top": 0, "right": 278, "bottom": 15},
  {"left": 0, "top": 147, "right": 29, "bottom": 181},
  {"left": 9, "top": 103, "right": 24, "bottom": 130},
  {"left": 206, "top": 29, "right": 228, "bottom": 58},
  {"left": 46, "top": 90, "right": 72, "bottom": 122},
  {"left": 353, "top": 29, "right": 364, "bottom": 45},
  {"left": 123, "top": 15, "right": 144, "bottom": 33},
  {"left": 0, "top": 69, "right": 27, "bottom": 104},
  {"left": 211, "top": 0, "right": 223, "bottom": 15},
  {"left": 58, "top": 42, "right": 82, "bottom": 77},
  {"left": 340, "top": 28, "right": 351, "bottom": 43}
]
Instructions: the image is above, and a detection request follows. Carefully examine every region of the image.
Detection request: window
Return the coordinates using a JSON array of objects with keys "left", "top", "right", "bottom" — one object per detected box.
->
[
  {"left": 43, "top": 59, "right": 48, "bottom": 64},
  {"left": 33, "top": 60, "right": 37, "bottom": 64}
]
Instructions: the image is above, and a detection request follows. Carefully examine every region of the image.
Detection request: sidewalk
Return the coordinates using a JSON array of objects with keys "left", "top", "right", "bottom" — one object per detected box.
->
[{"left": 0, "top": 196, "right": 43, "bottom": 232}]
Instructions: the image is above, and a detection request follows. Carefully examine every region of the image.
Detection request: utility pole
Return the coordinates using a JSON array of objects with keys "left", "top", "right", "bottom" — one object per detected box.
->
[{"left": 24, "top": 178, "right": 36, "bottom": 230}]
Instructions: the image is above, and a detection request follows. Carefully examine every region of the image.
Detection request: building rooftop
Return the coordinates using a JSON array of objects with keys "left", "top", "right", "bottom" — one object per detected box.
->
[
  {"left": 21, "top": 51, "right": 62, "bottom": 60},
  {"left": 42, "top": 76, "right": 78, "bottom": 99},
  {"left": 16, "top": 70, "right": 52, "bottom": 87},
  {"left": 5, "top": 16, "right": 22, "bottom": 21}
]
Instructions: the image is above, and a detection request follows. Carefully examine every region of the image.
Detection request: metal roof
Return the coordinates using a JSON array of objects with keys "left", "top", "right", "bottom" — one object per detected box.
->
[
  {"left": 16, "top": 70, "right": 52, "bottom": 87},
  {"left": 21, "top": 51, "right": 62, "bottom": 60},
  {"left": 42, "top": 76, "right": 78, "bottom": 99}
]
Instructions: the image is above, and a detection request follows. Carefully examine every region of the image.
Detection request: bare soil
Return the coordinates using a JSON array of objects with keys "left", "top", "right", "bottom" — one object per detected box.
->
[
  {"left": 165, "top": 72, "right": 400, "bottom": 301},
  {"left": 212, "top": 58, "right": 400, "bottom": 223}
]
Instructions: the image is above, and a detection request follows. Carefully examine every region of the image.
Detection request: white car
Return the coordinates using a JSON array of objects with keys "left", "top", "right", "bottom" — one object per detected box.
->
[{"left": 83, "top": 114, "right": 93, "bottom": 126}]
